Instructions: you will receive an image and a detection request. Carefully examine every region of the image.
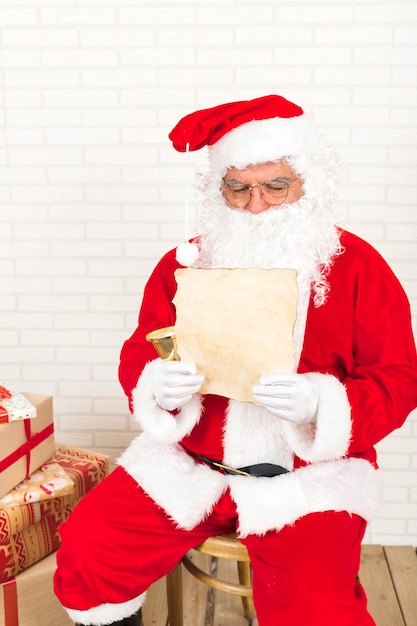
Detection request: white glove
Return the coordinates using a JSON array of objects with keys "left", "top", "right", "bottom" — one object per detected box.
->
[
  {"left": 152, "top": 360, "right": 204, "bottom": 411},
  {"left": 253, "top": 373, "right": 318, "bottom": 424}
]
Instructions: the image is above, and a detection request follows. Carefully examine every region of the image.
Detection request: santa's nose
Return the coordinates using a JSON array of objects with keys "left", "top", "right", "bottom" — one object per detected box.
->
[{"left": 245, "top": 186, "right": 270, "bottom": 214}]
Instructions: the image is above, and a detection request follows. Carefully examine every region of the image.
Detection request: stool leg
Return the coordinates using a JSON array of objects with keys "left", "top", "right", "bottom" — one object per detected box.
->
[
  {"left": 166, "top": 562, "right": 183, "bottom": 626},
  {"left": 237, "top": 561, "right": 256, "bottom": 620}
]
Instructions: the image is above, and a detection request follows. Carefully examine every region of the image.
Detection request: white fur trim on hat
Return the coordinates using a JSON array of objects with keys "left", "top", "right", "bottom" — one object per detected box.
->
[
  {"left": 282, "top": 372, "right": 352, "bottom": 462},
  {"left": 208, "top": 114, "right": 318, "bottom": 175},
  {"left": 176, "top": 241, "right": 200, "bottom": 267}
]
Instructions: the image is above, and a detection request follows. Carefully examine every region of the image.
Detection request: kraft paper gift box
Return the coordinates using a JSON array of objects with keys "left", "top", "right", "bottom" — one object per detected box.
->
[
  {"left": 0, "top": 444, "right": 110, "bottom": 583},
  {"left": 0, "top": 551, "right": 73, "bottom": 626},
  {"left": 0, "top": 393, "right": 55, "bottom": 500}
]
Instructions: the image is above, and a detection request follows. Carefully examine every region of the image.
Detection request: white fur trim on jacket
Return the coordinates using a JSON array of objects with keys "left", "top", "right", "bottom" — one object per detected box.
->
[
  {"left": 119, "top": 435, "right": 380, "bottom": 537},
  {"left": 282, "top": 372, "right": 352, "bottom": 462},
  {"left": 65, "top": 592, "right": 146, "bottom": 626},
  {"left": 118, "top": 433, "right": 227, "bottom": 530},
  {"left": 229, "top": 457, "right": 381, "bottom": 537},
  {"left": 222, "top": 400, "right": 294, "bottom": 469},
  {"left": 131, "top": 359, "right": 203, "bottom": 444}
]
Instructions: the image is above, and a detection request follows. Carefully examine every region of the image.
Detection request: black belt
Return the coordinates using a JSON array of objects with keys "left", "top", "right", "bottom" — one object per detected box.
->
[{"left": 190, "top": 452, "right": 290, "bottom": 478}]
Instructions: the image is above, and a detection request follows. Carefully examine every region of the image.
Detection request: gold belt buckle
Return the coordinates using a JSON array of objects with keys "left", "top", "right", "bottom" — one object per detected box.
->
[{"left": 212, "top": 461, "right": 252, "bottom": 477}]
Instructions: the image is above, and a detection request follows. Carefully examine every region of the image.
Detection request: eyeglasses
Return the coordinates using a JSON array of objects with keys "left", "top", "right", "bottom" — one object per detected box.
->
[{"left": 222, "top": 177, "right": 296, "bottom": 209}]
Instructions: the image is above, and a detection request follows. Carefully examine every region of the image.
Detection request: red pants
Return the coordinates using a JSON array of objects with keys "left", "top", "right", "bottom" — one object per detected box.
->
[{"left": 55, "top": 466, "right": 375, "bottom": 625}]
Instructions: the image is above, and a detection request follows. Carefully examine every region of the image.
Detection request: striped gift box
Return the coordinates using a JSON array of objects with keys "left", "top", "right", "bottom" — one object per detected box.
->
[{"left": 0, "top": 445, "right": 109, "bottom": 583}]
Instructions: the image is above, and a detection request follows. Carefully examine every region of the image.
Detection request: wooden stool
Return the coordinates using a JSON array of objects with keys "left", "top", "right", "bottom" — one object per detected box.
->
[{"left": 166, "top": 533, "right": 255, "bottom": 626}]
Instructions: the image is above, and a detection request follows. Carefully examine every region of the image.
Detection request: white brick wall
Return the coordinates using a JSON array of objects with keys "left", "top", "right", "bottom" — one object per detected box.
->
[{"left": 1, "top": 0, "right": 416, "bottom": 546}]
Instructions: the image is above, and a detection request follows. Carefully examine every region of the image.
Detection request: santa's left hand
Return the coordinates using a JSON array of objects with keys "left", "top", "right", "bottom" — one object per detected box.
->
[{"left": 253, "top": 373, "right": 318, "bottom": 424}]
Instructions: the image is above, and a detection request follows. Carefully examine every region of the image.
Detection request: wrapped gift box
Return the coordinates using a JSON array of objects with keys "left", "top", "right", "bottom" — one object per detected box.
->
[
  {"left": 0, "top": 551, "right": 73, "bottom": 626},
  {"left": 0, "top": 492, "right": 76, "bottom": 541},
  {"left": 0, "top": 393, "right": 55, "bottom": 499},
  {"left": 0, "top": 513, "right": 69, "bottom": 586},
  {"left": 0, "top": 461, "right": 75, "bottom": 508},
  {"left": 0, "top": 444, "right": 110, "bottom": 583},
  {"left": 53, "top": 444, "right": 110, "bottom": 499}
]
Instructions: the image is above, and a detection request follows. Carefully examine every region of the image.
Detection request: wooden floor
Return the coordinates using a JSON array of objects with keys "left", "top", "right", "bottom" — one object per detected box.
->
[{"left": 143, "top": 545, "right": 417, "bottom": 626}]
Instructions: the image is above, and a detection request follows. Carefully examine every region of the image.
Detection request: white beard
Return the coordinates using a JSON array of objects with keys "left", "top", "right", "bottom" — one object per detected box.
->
[
  {"left": 194, "top": 145, "right": 345, "bottom": 303},
  {"left": 195, "top": 195, "right": 342, "bottom": 302},
  {"left": 194, "top": 195, "right": 343, "bottom": 363}
]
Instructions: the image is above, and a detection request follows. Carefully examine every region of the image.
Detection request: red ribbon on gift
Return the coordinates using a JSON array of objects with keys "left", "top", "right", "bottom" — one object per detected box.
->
[
  {"left": 0, "top": 386, "right": 13, "bottom": 425},
  {"left": 3, "top": 579, "right": 18, "bottom": 626},
  {"left": 0, "top": 421, "right": 54, "bottom": 479},
  {"left": 0, "top": 386, "right": 13, "bottom": 399}
]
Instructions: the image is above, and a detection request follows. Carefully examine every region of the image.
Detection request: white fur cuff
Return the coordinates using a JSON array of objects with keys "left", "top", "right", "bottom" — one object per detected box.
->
[
  {"left": 131, "top": 359, "right": 203, "bottom": 444},
  {"left": 66, "top": 592, "right": 146, "bottom": 626},
  {"left": 283, "top": 372, "right": 351, "bottom": 462}
]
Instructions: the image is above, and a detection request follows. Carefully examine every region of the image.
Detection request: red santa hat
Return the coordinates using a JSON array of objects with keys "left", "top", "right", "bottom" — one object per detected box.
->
[{"left": 169, "top": 94, "right": 317, "bottom": 175}]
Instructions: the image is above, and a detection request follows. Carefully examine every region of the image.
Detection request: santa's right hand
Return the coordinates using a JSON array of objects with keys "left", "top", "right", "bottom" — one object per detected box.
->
[{"left": 152, "top": 360, "right": 204, "bottom": 411}]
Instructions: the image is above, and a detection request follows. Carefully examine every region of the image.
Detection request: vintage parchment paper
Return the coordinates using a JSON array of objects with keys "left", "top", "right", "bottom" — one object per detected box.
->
[{"left": 173, "top": 268, "right": 298, "bottom": 403}]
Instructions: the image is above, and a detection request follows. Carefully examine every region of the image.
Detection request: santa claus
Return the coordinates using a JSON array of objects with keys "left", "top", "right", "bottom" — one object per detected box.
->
[{"left": 54, "top": 95, "right": 417, "bottom": 626}]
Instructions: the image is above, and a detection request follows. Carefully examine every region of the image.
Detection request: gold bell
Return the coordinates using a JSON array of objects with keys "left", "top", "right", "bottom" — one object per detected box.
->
[{"left": 145, "top": 326, "right": 179, "bottom": 361}]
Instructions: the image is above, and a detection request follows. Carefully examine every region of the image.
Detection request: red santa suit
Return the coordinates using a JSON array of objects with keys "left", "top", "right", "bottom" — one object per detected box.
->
[
  {"left": 54, "top": 96, "right": 417, "bottom": 626},
  {"left": 118, "top": 229, "right": 417, "bottom": 535}
]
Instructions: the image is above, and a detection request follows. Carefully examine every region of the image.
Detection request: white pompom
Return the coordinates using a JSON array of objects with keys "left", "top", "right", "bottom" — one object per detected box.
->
[{"left": 175, "top": 242, "right": 200, "bottom": 266}]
